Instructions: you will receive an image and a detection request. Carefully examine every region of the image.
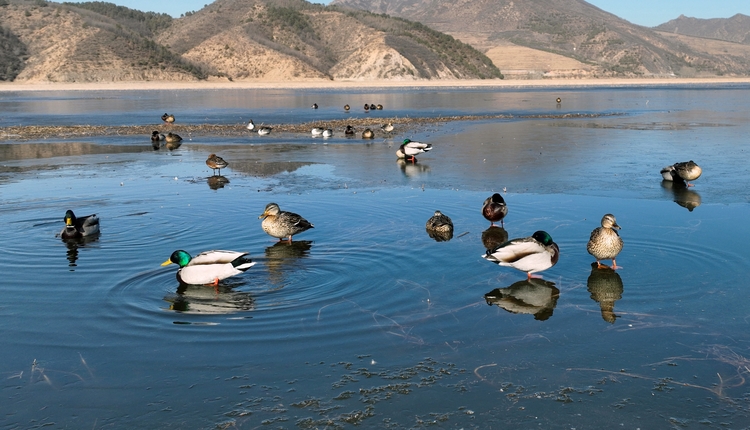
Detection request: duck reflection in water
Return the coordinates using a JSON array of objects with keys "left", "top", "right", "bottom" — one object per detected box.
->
[
  {"left": 661, "top": 180, "right": 701, "bottom": 211},
  {"left": 207, "top": 175, "right": 230, "bottom": 190},
  {"left": 397, "top": 158, "right": 430, "bottom": 179},
  {"left": 164, "top": 283, "right": 255, "bottom": 314},
  {"left": 61, "top": 235, "right": 99, "bottom": 270},
  {"left": 481, "top": 226, "right": 508, "bottom": 251},
  {"left": 484, "top": 278, "right": 560, "bottom": 321},
  {"left": 265, "top": 240, "right": 313, "bottom": 284},
  {"left": 587, "top": 263, "right": 623, "bottom": 324}
]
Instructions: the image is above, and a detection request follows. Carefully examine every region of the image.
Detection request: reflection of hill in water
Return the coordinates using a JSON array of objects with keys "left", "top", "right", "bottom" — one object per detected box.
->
[
  {"left": 0, "top": 142, "right": 147, "bottom": 162},
  {"left": 587, "top": 264, "right": 623, "bottom": 324},
  {"left": 484, "top": 278, "right": 560, "bottom": 321},
  {"left": 164, "top": 284, "right": 255, "bottom": 314}
]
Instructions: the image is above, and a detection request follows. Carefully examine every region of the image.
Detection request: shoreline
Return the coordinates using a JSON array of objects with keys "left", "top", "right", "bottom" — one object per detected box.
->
[{"left": 2, "top": 77, "right": 750, "bottom": 92}]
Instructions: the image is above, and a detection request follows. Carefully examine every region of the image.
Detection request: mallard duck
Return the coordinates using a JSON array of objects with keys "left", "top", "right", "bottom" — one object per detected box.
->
[
  {"left": 660, "top": 160, "right": 702, "bottom": 186},
  {"left": 369, "top": 104, "right": 377, "bottom": 110},
  {"left": 322, "top": 128, "right": 333, "bottom": 138},
  {"left": 482, "top": 193, "right": 508, "bottom": 227},
  {"left": 344, "top": 125, "right": 355, "bottom": 136},
  {"left": 165, "top": 132, "right": 182, "bottom": 143},
  {"left": 376, "top": 104, "right": 383, "bottom": 110},
  {"left": 151, "top": 130, "right": 165, "bottom": 142},
  {"left": 206, "top": 153, "right": 228, "bottom": 176},
  {"left": 556, "top": 97, "right": 562, "bottom": 104},
  {"left": 60, "top": 209, "right": 100, "bottom": 239},
  {"left": 161, "top": 250, "right": 256, "bottom": 286},
  {"left": 161, "top": 113, "right": 175, "bottom": 124},
  {"left": 483, "top": 231, "right": 559, "bottom": 279},
  {"left": 258, "top": 203, "right": 314, "bottom": 241},
  {"left": 381, "top": 122, "right": 394, "bottom": 133},
  {"left": 311, "top": 127, "right": 324, "bottom": 137},
  {"left": 587, "top": 214, "right": 623, "bottom": 269},
  {"left": 258, "top": 126, "right": 272, "bottom": 135},
  {"left": 485, "top": 278, "right": 560, "bottom": 321},
  {"left": 396, "top": 138, "right": 432, "bottom": 162},
  {"left": 246, "top": 120, "right": 255, "bottom": 131},
  {"left": 426, "top": 210, "right": 453, "bottom": 242},
  {"left": 364, "top": 104, "right": 370, "bottom": 111},
  {"left": 311, "top": 103, "right": 318, "bottom": 109},
  {"left": 362, "top": 128, "right": 374, "bottom": 139},
  {"left": 344, "top": 104, "right": 350, "bottom": 111}
]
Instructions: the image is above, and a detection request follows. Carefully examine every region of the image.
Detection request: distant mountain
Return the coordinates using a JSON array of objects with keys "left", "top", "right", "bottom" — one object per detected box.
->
[
  {"left": 0, "top": 0, "right": 502, "bottom": 83},
  {"left": 330, "top": 0, "right": 750, "bottom": 77},
  {"left": 655, "top": 14, "right": 750, "bottom": 45}
]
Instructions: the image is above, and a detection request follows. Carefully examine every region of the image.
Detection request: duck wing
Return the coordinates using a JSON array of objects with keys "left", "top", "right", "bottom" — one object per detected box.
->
[
  {"left": 188, "top": 250, "right": 249, "bottom": 266},
  {"left": 484, "top": 237, "right": 545, "bottom": 264}
]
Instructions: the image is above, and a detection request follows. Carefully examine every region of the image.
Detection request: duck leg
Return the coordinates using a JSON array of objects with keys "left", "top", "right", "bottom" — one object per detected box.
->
[{"left": 611, "top": 259, "right": 621, "bottom": 270}]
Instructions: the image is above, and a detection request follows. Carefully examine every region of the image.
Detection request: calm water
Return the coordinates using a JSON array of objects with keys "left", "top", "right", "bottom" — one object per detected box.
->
[{"left": 1, "top": 85, "right": 750, "bottom": 429}]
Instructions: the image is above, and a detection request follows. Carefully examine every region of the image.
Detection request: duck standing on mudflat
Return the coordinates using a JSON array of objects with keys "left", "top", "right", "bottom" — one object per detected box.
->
[
  {"left": 258, "top": 126, "right": 273, "bottom": 135},
  {"left": 483, "top": 231, "right": 559, "bottom": 280},
  {"left": 206, "top": 153, "right": 228, "bottom": 176},
  {"left": 161, "top": 113, "right": 175, "bottom": 124},
  {"left": 258, "top": 203, "right": 314, "bottom": 242},
  {"left": 482, "top": 193, "right": 508, "bottom": 227},
  {"left": 396, "top": 138, "right": 432, "bottom": 162},
  {"left": 587, "top": 214, "right": 623, "bottom": 269},
  {"left": 246, "top": 120, "right": 255, "bottom": 131},
  {"left": 362, "top": 128, "right": 374, "bottom": 139},
  {"left": 60, "top": 209, "right": 100, "bottom": 239},
  {"left": 660, "top": 160, "right": 702, "bottom": 186},
  {"left": 161, "top": 250, "right": 256, "bottom": 286}
]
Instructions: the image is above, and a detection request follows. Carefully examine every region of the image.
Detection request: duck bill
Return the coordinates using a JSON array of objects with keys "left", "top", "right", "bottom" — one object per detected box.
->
[
  {"left": 258, "top": 212, "right": 267, "bottom": 219},
  {"left": 160, "top": 259, "right": 174, "bottom": 266}
]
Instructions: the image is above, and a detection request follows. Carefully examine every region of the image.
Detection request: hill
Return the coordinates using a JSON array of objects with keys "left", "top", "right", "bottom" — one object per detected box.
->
[
  {"left": 655, "top": 14, "right": 750, "bottom": 45},
  {"left": 0, "top": 0, "right": 502, "bottom": 83},
  {"left": 330, "top": 0, "right": 750, "bottom": 77}
]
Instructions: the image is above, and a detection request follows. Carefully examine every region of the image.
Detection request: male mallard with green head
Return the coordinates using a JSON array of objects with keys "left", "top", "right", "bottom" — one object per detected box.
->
[
  {"left": 483, "top": 231, "right": 559, "bottom": 279},
  {"left": 396, "top": 138, "right": 432, "bottom": 162},
  {"left": 482, "top": 193, "right": 508, "bottom": 227},
  {"left": 258, "top": 203, "right": 314, "bottom": 242},
  {"left": 161, "top": 250, "right": 255, "bottom": 286},
  {"left": 60, "top": 209, "right": 100, "bottom": 239},
  {"left": 587, "top": 214, "right": 623, "bottom": 269}
]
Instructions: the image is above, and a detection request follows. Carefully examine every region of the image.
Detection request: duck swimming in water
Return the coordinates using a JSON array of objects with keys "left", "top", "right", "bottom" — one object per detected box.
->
[
  {"left": 60, "top": 210, "right": 100, "bottom": 240},
  {"left": 161, "top": 250, "right": 256, "bottom": 286},
  {"left": 161, "top": 113, "right": 175, "bottom": 124}
]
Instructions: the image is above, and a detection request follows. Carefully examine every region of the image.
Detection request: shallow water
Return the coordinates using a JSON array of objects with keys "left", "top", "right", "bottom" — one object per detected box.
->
[{"left": 2, "top": 85, "right": 750, "bottom": 429}]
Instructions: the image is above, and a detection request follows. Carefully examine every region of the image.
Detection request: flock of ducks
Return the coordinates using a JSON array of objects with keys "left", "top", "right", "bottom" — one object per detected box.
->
[{"left": 90, "top": 106, "right": 702, "bottom": 289}]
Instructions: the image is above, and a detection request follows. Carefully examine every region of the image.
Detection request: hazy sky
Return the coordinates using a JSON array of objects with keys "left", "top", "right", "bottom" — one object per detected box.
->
[{"left": 68, "top": 0, "right": 750, "bottom": 28}]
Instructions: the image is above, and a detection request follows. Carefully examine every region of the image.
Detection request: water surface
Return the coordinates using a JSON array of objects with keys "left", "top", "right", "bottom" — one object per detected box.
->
[{"left": 1, "top": 85, "right": 750, "bottom": 429}]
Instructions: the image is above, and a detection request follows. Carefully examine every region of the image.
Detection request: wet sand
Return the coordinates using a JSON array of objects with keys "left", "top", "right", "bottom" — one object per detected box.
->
[{"left": 1, "top": 77, "right": 750, "bottom": 92}]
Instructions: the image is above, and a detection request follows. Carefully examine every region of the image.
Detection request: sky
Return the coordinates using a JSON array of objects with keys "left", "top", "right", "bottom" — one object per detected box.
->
[{"left": 67, "top": 0, "right": 750, "bottom": 28}]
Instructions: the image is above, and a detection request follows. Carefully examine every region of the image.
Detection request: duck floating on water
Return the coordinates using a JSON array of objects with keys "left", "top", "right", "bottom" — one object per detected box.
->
[
  {"left": 60, "top": 210, "right": 100, "bottom": 240},
  {"left": 381, "top": 122, "right": 394, "bottom": 133},
  {"left": 483, "top": 231, "right": 559, "bottom": 280},
  {"left": 362, "top": 128, "right": 374, "bottom": 139},
  {"left": 482, "top": 193, "right": 508, "bottom": 227},
  {"left": 396, "top": 139, "right": 432, "bottom": 162},
  {"left": 206, "top": 153, "right": 228, "bottom": 176},
  {"left": 311, "top": 127, "right": 324, "bottom": 137},
  {"left": 322, "top": 128, "right": 333, "bottom": 138},
  {"left": 344, "top": 104, "right": 350, "bottom": 111},
  {"left": 587, "top": 214, "right": 623, "bottom": 270},
  {"left": 258, "top": 203, "right": 314, "bottom": 242},
  {"left": 161, "top": 113, "right": 175, "bottom": 124},
  {"left": 344, "top": 125, "right": 355, "bottom": 136},
  {"left": 161, "top": 250, "right": 256, "bottom": 286},
  {"left": 376, "top": 104, "right": 383, "bottom": 110},
  {"left": 425, "top": 210, "right": 454, "bottom": 242},
  {"left": 661, "top": 160, "right": 702, "bottom": 187}
]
